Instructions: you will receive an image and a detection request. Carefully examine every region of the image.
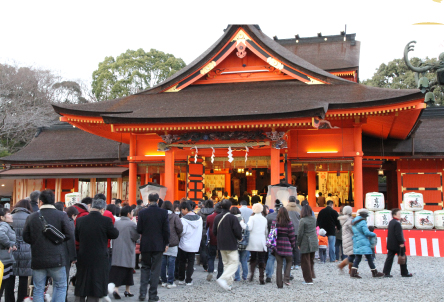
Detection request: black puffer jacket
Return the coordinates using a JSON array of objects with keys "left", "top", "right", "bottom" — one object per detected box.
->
[
  {"left": 11, "top": 207, "right": 32, "bottom": 276},
  {"left": 23, "top": 205, "right": 73, "bottom": 269},
  {"left": 198, "top": 208, "right": 214, "bottom": 237}
]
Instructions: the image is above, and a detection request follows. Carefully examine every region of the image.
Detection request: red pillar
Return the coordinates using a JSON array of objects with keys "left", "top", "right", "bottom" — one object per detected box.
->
[
  {"left": 270, "top": 148, "right": 280, "bottom": 186},
  {"left": 106, "top": 178, "right": 111, "bottom": 204},
  {"left": 165, "top": 150, "right": 175, "bottom": 202},
  {"left": 308, "top": 171, "right": 316, "bottom": 208},
  {"left": 128, "top": 134, "right": 137, "bottom": 205},
  {"left": 145, "top": 167, "right": 149, "bottom": 185},
  {"left": 353, "top": 124, "right": 363, "bottom": 209}
]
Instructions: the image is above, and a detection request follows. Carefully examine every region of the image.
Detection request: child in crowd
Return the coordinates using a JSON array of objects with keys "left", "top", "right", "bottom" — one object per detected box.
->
[
  {"left": 368, "top": 226, "right": 377, "bottom": 261},
  {"left": 318, "top": 228, "right": 328, "bottom": 263}
]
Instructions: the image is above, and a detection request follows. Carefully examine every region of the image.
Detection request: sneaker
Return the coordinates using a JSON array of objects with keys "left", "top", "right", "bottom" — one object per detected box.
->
[
  {"left": 216, "top": 278, "right": 231, "bottom": 291},
  {"left": 294, "top": 265, "right": 299, "bottom": 270},
  {"left": 265, "top": 277, "right": 272, "bottom": 283},
  {"left": 401, "top": 273, "right": 413, "bottom": 277},
  {"left": 289, "top": 275, "right": 294, "bottom": 280},
  {"left": 161, "top": 283, "right": 167, "bottom": 287},
  {"left": 302, "top": 281, "right": 314, "bottom": 285},
  {"left": 178, "top": 280, "right": 185, "bottom": 285},
  {"left": 206, "top": 273, "right": 213, "bottom": 281},
  {"left": 383, "top": 274, "right": 393, "bottom": 278},
  {"left": 186, "top": 282, "right": 193, "bottom": 286},
  {"left": 166, "top": 283, "right": 176, "bottom": 289},
  {"left": 291, "top": 266, "right": 295, "bottom": 270}
]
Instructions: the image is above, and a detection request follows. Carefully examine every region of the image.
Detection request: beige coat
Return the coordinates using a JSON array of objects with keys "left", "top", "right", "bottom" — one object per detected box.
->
[
  {"left": 240, "top": 213, "right": 268, "bottom": 252},
  {"left": 339, "top": 214, "right": 354, "bottom": 256}
]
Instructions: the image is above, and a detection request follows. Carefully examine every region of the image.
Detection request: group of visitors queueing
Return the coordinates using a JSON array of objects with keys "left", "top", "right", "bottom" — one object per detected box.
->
[{"left": 0, "top": 190, "right": 412, "bottom": 302}]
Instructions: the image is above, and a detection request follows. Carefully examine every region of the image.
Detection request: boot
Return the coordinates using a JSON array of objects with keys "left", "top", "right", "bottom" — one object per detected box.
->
[
  {"left": 337, "top": 258, "right": 349, "bottom": 271},
  {"left": 348, "top": 263, "right": 353, "bottom": 275},
  {"left": 350, "top": 267, "right": 361, "bottom": 279},
  {"left": 259, "top": 263, "right": 265, "bottom": 285},
  {"left": 371, "top": 269, "right": 384, "bottom": 278},
  {"left": 248, "top": 260, "right": 257, "bottom": 282}
]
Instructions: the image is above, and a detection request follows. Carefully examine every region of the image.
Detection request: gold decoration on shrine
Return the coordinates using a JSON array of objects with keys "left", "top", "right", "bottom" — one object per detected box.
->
[
  {"left": 165, "top": 85, "right": 181, "bottom": 92},
  {"left": 200, "top": 61, "right": 217, "bottom": 75},
  {"left": 307, "top": 77, "right": 324, "bottom": 85},
  {"left": 232, "top": 29, "right": 251, "bottom": 42},
  {"left": 266, "top": 57, "right": 284, "bottom": 70}
]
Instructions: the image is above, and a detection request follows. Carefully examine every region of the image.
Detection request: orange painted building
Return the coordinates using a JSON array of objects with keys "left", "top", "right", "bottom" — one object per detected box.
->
[{"left": 2, "top": 25, "right": 441, "bottom": 213}]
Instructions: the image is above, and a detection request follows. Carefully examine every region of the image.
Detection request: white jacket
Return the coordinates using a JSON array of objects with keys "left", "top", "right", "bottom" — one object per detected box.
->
[
  {"left": 240, "top": 213, "right": 268, "bottom": 252},
  {"left": 179, "top": 213, "right": 203, "bottom": 253}
]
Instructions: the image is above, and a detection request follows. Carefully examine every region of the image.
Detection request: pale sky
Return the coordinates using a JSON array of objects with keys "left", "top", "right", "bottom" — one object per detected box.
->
[{"left": 1, "top": 0, "right": 443, "bottom": 85}]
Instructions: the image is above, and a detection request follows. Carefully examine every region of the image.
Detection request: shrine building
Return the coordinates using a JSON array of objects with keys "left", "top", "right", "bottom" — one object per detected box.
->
[{"left": 1, "top": 24, "right": 441, "bottom": 213}]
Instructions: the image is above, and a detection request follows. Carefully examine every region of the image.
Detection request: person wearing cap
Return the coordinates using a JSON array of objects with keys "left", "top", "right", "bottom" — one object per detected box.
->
[
  {"left": 316, "top": 200, "right": 341, "bottom": 262},
  {"left": 205, "top": 203, "right": 224, "bottom": 281},
  {"left": 350, "top": 209, "right": 384, "bottom": 278}
]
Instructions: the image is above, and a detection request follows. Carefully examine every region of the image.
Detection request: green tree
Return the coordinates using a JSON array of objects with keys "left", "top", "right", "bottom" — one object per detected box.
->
[
  {"left": 363, "top": 57, "right": 444, "bottom": 106},
  {"left": 92, "top": 48, "right": 186, "bottom": 101}
]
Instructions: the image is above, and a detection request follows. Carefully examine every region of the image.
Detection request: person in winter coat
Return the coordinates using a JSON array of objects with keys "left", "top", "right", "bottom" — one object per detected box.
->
[
  {"left": 350, "top": 209, "right": 384, "bottom": 278},
  {"left": 265, "top": 200, "right": 282, "bottom": 282},
  {"left": 382, "top": 208, "right": 412, "bottom": 278},
  {"left": 73, "top": 202, "right": 89, "bottom": 251},
  {"left": 75, "top": 197, "right": 119, "bottom": 301},
  {"left": 0, "top": 208, "right": 16, "bottom": 302},
  {"left": 286, "top": 196, "right": 301, "bottom": 269},
  {"left": 335, "top": 206, "right": 346, "bottom": 261},
  {"left": 273, "top": 207, "right": 296, "bottom": 288},
  {"left": 297, "top": 205, "right": 318, "bottom": 285},
  {"left": 316, "top": 200, "right": 341, "bottom": 262},
  {"left": 178, "top": 201, "right": 203, "bottom": 285},
  {"left": 231, "top": 207, "right": 248, "bottom": 282},
  {"left": 160, "top": 201, "right": 183, "bottom": 289},
  {"left": 205, "top": 203, "right": 224, "bottom": 281},
  {"left": 11, "top": 199, "right": 32, "bottom": 302},
  {"left": 197, "top": 200, "right": 214, "bottom": 271},
  {"left": 29, "top": 190, "right": 40, "bottom": 213},
  {"left": 109, "top": 206, "right": 140, "bottom": 298},
  {"left": 240, "top": 203, "right": 268, "bottom": 285},
  {"left": 213, "top": 200, "right": 243, "bottom": 291},
  {"left": 337, "top": 206, "right": 354, "bottom": 274}
]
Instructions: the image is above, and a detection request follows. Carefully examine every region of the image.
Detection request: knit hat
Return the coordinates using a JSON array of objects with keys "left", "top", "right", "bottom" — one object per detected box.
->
[
  {"left": 358, "top": 208, "right": 369, "bottom": 218},
  {"left": 343, "top": 206, "right": 352, "bottom": 216},
  {"left": 319, "top": 228, "right": 326, "bottom": 236}
]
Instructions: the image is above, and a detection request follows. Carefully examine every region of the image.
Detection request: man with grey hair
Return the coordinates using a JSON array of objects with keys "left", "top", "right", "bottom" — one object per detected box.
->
[
  {"left": 75, "top": 197, "right": 119, "bottom": 302},
  {"left": 29, "top": 190, "right": 40, "bottom": 212}
]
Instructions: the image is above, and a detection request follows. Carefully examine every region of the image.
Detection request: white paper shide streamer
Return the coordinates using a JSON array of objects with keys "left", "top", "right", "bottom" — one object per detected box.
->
[
  {"left": 211, "top": 147, "right": 215, "bottom": 163},
  {"left": 227, "top": 147, "right": 233, "bottom": 163},
  {"left": 245, "top": 146, "right": 249, "bottom": 162},
  {"left": 193, "top": 146, "right": 198, "bottom": 163}
]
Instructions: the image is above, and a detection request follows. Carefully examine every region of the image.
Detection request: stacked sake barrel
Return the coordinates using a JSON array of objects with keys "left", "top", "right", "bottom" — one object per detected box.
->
[{"left": 364, "top": 192, "right": 387, "bottom": 228}]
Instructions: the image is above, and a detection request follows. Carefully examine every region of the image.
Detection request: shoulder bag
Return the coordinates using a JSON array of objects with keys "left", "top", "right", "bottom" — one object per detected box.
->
[
  {"left": 398, "top": 246, "right": 406, "bottom": 265},
  {"left": 39, "top": 212, "right": 65, "bottom": 245},
  {"left": 266, "top": 222, "right": 278, "bottom": 252}
]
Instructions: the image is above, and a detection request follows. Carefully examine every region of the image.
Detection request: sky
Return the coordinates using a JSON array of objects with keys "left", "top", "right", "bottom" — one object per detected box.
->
[{"left": 1, "top": 0, "right": 443, "bottom": 84}]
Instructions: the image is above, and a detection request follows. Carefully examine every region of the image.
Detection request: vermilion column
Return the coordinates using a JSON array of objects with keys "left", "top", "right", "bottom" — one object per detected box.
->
[
  {"left": 308, "top": 171, "right": 316, "bottom": 208},
  {"left": 165, "top": 150, "right": 175, "bottom": 202},
  {"left": 270, "top": 147, "right": 280, "bottom": 186},
  {"left": 128, "top": 134, "right": 137, "bottom": 205},
  {"left": 353, "top": 124, "right": 363, "bottom": 209},
  {"left": 106, "top": 178, "right": 112, "bottom": 204}
]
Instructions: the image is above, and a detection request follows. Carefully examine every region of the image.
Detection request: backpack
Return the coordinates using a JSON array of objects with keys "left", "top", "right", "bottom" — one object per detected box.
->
[
  {"left": 238, "top": 228, "right": 250, "bottom": 250},
  {"left": 266, "top": 222, "right": 278, "bottom": 252}
]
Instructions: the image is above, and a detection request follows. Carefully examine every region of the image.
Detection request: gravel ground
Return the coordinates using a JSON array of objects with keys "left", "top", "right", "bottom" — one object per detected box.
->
[{"left": 55, "top": 256, "right": 442, "bottom": 301}]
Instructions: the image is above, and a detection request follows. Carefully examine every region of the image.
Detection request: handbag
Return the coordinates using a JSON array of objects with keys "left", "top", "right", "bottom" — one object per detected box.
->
[
  {"left": 266, "top": 222, "right": 278, "bottom": 251},
  {"left": 398, "top": 247, "right": 406, "bottom": 265},
  {"left": 39, "top": 212, "right": 65, "bottom": 245},
  {"left": 238, "top": 228, "right": 250, "bottom": 250}
]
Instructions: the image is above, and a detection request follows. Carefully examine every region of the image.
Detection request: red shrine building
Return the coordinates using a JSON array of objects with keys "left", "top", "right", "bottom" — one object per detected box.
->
[{"left": 0, "top": 24, "right": 441, "bottom": 214}]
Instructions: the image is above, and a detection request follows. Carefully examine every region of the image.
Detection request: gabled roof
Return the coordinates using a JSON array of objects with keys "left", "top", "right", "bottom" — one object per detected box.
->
[
  {"left": 0, "top": 123, "right": 129, "bottom": 163},
  {"left": 52, "top": 24, "right": 423, "bottom": 125}
]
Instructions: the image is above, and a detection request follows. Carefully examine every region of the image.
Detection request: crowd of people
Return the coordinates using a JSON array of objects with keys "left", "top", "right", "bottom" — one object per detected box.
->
[{"left": 0, "top": 190, "right": 413, "bottom": 302}]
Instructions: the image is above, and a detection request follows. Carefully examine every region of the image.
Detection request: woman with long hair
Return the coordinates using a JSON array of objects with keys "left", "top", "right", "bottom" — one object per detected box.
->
[
  {"left": 337, "top": 206, "right": 354, "bottom": 273},
  {"left": 240, "top": 203, "right": 268, "bottom": 285},
  {"left": 297, "top": 205, "right": 318, "bottom": 285},
  {"left": 0, "top": 208, "right": 16, "bottom": 302},
  {"left": 11, "top": 199, "right": 32, "bottom": 302},
  {"left": 273, "top": 207, "right": 296, "bottom": 288}
]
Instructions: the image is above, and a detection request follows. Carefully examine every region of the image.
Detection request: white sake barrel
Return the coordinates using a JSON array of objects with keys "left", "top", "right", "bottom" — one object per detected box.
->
[
  {"left": 403, "top": 192, "right": 424, "bottom": 211},
  {"left": 357, "top": 209, "right": 374, "bottom": 227},
  {"left": 434, "top": 210, "right": 444, "bottom": 230},
  {"left": 414, "top": 210, "right": 434, "bottom": 229},
  {"left": 365, "top": 192, "right": 385, "bottom": 211},
  {"left": 399, "top": 210, "right": 414, "bottom": 229},
  {"left": 375, "top": 210, "right": 392, "bottom": 228}
]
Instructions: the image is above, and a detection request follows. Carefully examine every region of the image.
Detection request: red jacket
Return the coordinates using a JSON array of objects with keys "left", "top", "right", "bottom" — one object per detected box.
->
[
  {"left": 74, "top": 204, "right": 89, "bottom": 251},
  {"left": 206, "top": 212, "right": 218, "bottom": 246},
  {"left": 103, "top": 210, "right": 115, "bottom": 248}
]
